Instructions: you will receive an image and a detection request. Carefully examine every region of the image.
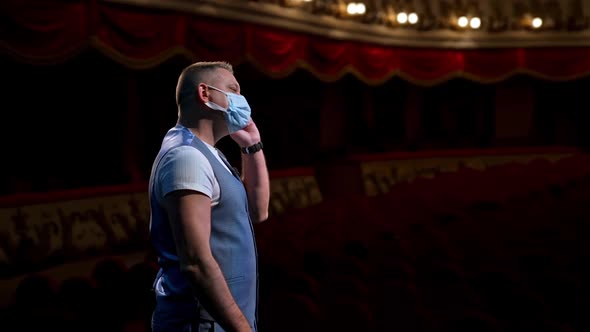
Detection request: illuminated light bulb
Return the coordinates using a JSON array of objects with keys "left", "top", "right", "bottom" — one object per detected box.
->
[
  {"left": 457, "top": 16, "right": 468, "bottom": 27},
  {"left": 408, "top": 12, "right": 419, "bottom": 24},
  {"left": 356, "top": 3, "right": 366, "bottom": 15},
  {"left": 397, "top": 12, "right": 408, "bottom": 24},
  {"left": 347, "top": 3, "right": 356, "bottom": 14},
  {"left": 470, "top": 16, "right": 481, "bottom": 29},
  {"left": 532, "top": 17, "right": 543, "bottom": 28}
]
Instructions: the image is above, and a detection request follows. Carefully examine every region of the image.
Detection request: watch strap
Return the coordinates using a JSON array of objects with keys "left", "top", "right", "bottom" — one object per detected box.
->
[{"left": 241, "top": 141, "right": 263, "bottom": 154}]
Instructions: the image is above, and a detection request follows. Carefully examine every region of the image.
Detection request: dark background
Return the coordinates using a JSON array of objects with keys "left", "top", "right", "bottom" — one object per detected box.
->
[{"left": 2, "top": 48, "right": 589, "bottom": 195}]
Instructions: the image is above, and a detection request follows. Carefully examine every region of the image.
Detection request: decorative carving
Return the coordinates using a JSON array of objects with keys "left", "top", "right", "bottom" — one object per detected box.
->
[
  {"left": 103, "top": 0, "right": 590, "bottom": 48},
  {"left": 256, "top": 0, "right": 589, "bottom": 31}
]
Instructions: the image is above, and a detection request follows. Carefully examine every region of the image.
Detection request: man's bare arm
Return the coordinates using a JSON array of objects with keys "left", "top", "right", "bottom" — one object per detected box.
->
[
  {"left": 164, "top": 190, "right": 251, "bottom": 332},
  {"left": 241, "top": 150, "right": 270, "bottom": 223}
]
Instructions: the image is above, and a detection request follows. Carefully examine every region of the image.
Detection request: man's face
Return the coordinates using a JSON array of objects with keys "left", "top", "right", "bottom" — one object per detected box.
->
[{"left": 206, "top": 68, "right": 241, "bottom": 109}]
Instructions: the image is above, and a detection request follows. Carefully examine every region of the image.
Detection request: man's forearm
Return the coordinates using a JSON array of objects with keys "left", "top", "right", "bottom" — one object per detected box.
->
[
  {"left": 183, "top": 259, "right": 251, "bottom": 332},
  {"left": 241, "top": 151, "right": 270, "bottom": 223}
]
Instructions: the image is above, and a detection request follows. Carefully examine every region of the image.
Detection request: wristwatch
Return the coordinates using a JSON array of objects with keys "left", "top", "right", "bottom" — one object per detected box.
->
[{"left": 241, "top": 141, "right": 264, "bottom": 154}]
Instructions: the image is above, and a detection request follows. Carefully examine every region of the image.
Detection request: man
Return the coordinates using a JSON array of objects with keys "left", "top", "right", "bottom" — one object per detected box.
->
[{"left": 149, "top": 61, "right": 270, "bottom": 332}]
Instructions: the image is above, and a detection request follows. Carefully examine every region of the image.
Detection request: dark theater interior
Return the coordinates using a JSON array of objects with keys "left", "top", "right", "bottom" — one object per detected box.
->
[{"left": 1, "top": 0, "right": 590, "bottom": 331}]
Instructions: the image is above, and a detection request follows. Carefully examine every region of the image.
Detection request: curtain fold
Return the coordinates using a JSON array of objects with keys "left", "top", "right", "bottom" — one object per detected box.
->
[
  {"left": 2, "top": 0, "right": 590, "bottom": 84},
  {"left": 246, "top": 24, "right": 307, "bottom": 72},
  {"left": 1, "top": 0, "right": 89, "bottom": 63}
]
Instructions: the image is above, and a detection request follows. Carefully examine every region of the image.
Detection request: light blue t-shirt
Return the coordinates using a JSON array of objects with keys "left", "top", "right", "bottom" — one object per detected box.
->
[{"left": 154, "top": 143, "right": 232, "bottom": 207}]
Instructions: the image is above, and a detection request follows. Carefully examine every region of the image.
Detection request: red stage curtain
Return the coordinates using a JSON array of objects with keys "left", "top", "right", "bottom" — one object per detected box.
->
[{"left": 2, "top": 0, "right": 590, "bottom": 84}]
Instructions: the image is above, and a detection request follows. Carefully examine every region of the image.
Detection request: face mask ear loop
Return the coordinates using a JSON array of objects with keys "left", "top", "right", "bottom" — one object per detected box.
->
[
  {"left": 206, "top": 85, "right": 230, "bottom": 111},
  {"left": 206, "top": 85, "right": 226, "bottom": 95}
]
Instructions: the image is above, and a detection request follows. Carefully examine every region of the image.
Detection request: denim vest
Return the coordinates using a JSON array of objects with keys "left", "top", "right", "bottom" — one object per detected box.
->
[{"left": 149, "top": 125, "right": 258, "bottom": 331}]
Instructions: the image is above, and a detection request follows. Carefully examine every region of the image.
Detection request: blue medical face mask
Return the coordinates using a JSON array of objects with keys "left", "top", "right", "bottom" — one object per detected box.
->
[{"left": 205, "top": 85, "right": 251, "bottom": 134}]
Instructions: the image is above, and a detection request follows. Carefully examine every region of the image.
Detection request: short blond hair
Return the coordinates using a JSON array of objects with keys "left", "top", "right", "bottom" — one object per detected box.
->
[{"left": 176, "top": 61, "right": 233, "bottom": 107}]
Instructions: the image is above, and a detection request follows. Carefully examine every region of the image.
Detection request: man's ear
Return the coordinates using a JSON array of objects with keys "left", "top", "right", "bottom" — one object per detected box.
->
[{"left": 196, "top": 83, "right": 209, "bottom": 103}]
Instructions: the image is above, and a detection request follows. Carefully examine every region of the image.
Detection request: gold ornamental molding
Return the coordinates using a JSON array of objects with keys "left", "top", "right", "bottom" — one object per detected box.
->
[{"left": 103, "top": 0, "right": 590, "bottom": 49}]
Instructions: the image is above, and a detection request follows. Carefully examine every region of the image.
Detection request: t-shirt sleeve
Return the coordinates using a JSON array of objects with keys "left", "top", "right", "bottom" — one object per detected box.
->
[{"left": 157, "top": 145, "right": 215, "bottom": 199}]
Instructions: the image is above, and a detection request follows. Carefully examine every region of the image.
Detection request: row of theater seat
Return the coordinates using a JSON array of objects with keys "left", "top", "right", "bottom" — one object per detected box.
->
[
  {"left": 3, "top": 258, "right": 158, "bottom": 332},
  {"left": 254, "top": 154, "right": 590, "bottom": 332},
  {"left": 5, "top": 154, "right": 590, "bottom": 331}
]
